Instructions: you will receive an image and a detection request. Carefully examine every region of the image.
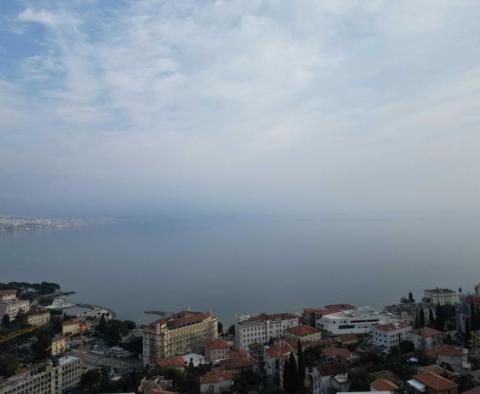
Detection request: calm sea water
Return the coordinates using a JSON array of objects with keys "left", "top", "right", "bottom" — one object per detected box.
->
[{"left": 1, "top": 215, "right": 479, "bottom": 326}]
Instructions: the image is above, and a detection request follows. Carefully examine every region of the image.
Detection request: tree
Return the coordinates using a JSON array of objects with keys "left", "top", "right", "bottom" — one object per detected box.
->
[
  {"left": 408, "top": 292, "right": 415, "bottom": 303},
  {"left": 297, "top": 340, "right": 305, "bottom": 384},
  {"left": 218, "top": 321, "right": 223, "bottom": 335},
  {"left": 399, "top": 340, "right": 415, "bottom": 354},
  {"left": 283, "top": 352, "right": 298, "bottom": 394},
  {"left": 0, "top": 353, "right": 18, "bottom": 378},
  {"left": 78, "top": 369, "right": 102, "bottom": 393},
  {"left": 419, "top": 308, "right": 426, "bottom": 328},
  {"left": 435, "top": 304, "right": 444, "bottom": 331},
  {"left": 1, "top": 314, "right": 10, "bottom": 328},
  {"left": 428, "top": 309, "right": 436, "bottom": 328},
  {"left": 227, "top": 324, "right": 235, "bottom": 336},
  {"left": 32, "top": 328, "right": 52, "bottom": 360}
]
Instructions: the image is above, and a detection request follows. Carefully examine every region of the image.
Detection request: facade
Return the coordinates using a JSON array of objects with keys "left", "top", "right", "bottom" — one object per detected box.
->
[
  {"left": 307, "top": 365, "right": 350, "bottom": 394},
  {"left": 0, "top": 356, "right": 81, "bottom": 394},
  {"left": 62, "top": 319, "right": 80, "bottom": 336},
  {"left": 27, "top": 308, "right": 51, "bottom": 327},
  {"left": 205, "top": 338, "right": 231, "bottom": 363},
  {"left": 143, "top": 310, "right": 218, "bottom": 366},
  {"left": 409, "top": 327, "right": 443, "bottom": 351},
  {"left": 370, "top": 322, "right": 412, "bottom": 352},
  {"left": 424, "top": 288, "right": 458, "bottom": 306},
  {"left": 0, "top": 290, "right": 30, "bottom": 322},
  {"left": 264, "top": 339, "right": 297, "bottom": 381},
  {"left": 317, "top": 307, "right": 398, "bottom": 335},
  {"left": 286, "top": 324, "right": 322, "bottom": 343},
  {"left": 199, "top": 370, "right": 233, "bottom": 394},
  {"left": 321, "top": 347, "right": 357, "bottom": 363},
  {"left": 51, "top": 336, "right": 68, "bottom": 356},
  {"left": 235, "top": 312, "right": 299, "bottom": 350},
  {"left": 456, "top": 293, "right": 480, "bottom": 338}
]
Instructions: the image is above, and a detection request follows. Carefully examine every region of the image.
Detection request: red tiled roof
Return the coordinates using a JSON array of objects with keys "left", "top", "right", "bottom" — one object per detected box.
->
[
  {"left": 324, "top": 304, "right": 356, "bottom": 312},
  {"left": 63, "top": 319, "right": 80, "bottom": 326},
  {"left": 156, "top": 356, "right": 185, "bottom": 369},
  {"left": 462, "top": 386, "right": 480, "bottom": 394},
  {"left": 152, "top": 390, "right": 177, "bottom": 394},
  {"left": 146, "top": 310, "right": 213, "bottom": 330},
  {"left": 322, "top": 347, "right": 354, "bottom": 361},
  {"left": 208, "top": 338, "right": 231, "bottom": 350},
  {"left": 224, "top": 357, "right": 254, "bottom": 370},
  {"left": 427, "top": 345, "right": 465, "bottom": 357},
  {"left": 412, "top": 372, "right": 458, "bottom": 391},
  {"left": 375, "top": 322, "right": 411, "bottom": 332},
  {"left": 287, "top": 325, "right": 320, "bottom": 336},
  {"left": 411, "top": 327, "right": 443, "bottom": 338},
  {"left": 200, "top": 369, "right": 233, "bottom": 384},
  {"left": 371, "top": 378, "right": 400, "bottom": 391},
  {"left": 0, "top": 289, "right": 16, "bottom": 296},
  {"left": 265, "top": 341, "right": 296, "bottom": 359},
  {"left": 420, "top": 365, "right": 444, "bottom": 375},
  {"left": 27, "top": 308, "right": 49, "bottom": 316},
  {"left": 335, "top": 334, "right": 358, "bottom": 343},
  {"left": 468, "top": 295, "right": 480, "bottom": 306}
]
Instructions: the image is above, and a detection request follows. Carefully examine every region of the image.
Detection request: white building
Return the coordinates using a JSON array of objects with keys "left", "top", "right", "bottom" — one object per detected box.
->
[
  {"left": 370, "top": 322, "right": 412, "bottom": 352},
  {"left": 0, "top": 290, "right": 30, "bottom": 322},
  {"left": 316, "top": 307, "right": 398, "bottom": 335},
  {"left": 0, "top": 356, "right": 81, "bottom": 394},
  {"left": 424, "top": 288, "right": 458, "bottom": 305},
  {"left": 27, "top": 308, "right": 51, "bottom": 327},
  {"left": 235, "top": 313, "right": 299, "bottom": 350}
]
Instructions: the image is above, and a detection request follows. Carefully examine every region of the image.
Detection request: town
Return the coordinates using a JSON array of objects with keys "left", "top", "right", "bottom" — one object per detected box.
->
[{"left": 1, "top": 281, "right": 480, "bottom": 394}]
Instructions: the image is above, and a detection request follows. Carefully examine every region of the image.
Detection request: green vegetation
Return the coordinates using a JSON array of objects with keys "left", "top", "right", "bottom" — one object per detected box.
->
[
  {"left": 96, "top": 317, "right": 135, "bottom": 347},
  {"left": 0, "top": 353, "right": 19, "bottom": 378},
  {"left": 0, "top": 281, "right": 60, "bottom": 296},
  {"left": 150, "top": 362, "right": 210, "bottom": 393}
]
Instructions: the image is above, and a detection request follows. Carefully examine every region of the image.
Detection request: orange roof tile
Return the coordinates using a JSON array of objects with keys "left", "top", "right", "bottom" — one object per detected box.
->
[
  {"left": 287, "top": 325, "right": 320, "bottom": 336},
  {"left": 411, "top": 327, "right": 443, "bottom": 338},
  {"left": 208, "top": 338, "right": 231, "bottom": 350},
  {"left": 200, "top": 369, "right": 233, "bottom": 384},
  {"left": 156, "top": 356, "right": 185, "bottom": 369},
  {"left": 371, "top": 378, "right": 400, "bottom": 391},
  {"left": 412, "top": 372, "right": 458, "bottom": 391},
  {"left": 322, "top": 347, "right": 355, "bottom": 361}
]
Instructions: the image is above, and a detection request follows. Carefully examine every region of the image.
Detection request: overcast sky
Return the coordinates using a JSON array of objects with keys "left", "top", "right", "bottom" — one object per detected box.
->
[{"left": 1, "top": 0, "right": 479, "bottom": 217}]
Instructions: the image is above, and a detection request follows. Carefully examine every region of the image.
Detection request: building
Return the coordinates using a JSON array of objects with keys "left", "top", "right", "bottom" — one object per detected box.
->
[
  {"left": 321, "top": 347, "right": 357, "bottom": 363},
  {"left": 424, "top": 288, "right": 458, "bottom": 306},
  {"left": 27, "top": 308, "right": 51, "bottom": 327},
  {"left": 138, "top": 376, "right": 176, "bottom": 394},
  {"left": 409, "top": 327, "right": 443, "bottom": 351},
  {"left": 222, "top": 350, "right": 254, "bottom": 373},
  {"left": 370, "top": 322, "right": 412, "bottom": 352},
  {"left": 62, "top": 319, "right": 81, "bottom": 336},
  {"left": 156, "top": 355, "right": 186, "bottom": 370},
  {"left": 407, "top": 372, "right": 458, "bottom": 394},
  {"left": 426, "top": 345, "right": 469, "bottom": 372},
  {"left": 317, "top": 307, "right": 398, "bottom": 335},
  {"left": 0, "top": 356, "right": 81, "bottom": 394},
  {"left": 199, "top": 369, "right": 233, "bottom": 394},
  {"left": 303, "top": 305, "right": 355, "bottom": 326},
  {"left": 205, "top": 338, "right": 231, "bottom": 363},
  {"left": 370, "top": 378, "right": 400, "bottom": 393},
  {"left": 50, "top": 336, "right": 68, "bottom": 356},
  {"left": 456, "top": 292, "right": 480, "bottom": 338},
  {"left": 384, "top": 302, "right": 418, "bottom": 326},
  {"left": 286, "top": 325, "right": 322, "bottom": 343},
  {"left": 0, "top": 290, "right": 30, "bottom": 322},
  {"left": 307, "top": 364, "right": 350, "bottom": 394},
  {"left": 235, "top": 312, "right": 299, "bottom": 350},
  {"left": 264, "top": 339, "right": 297, "bottom": 381},
  {"left": 143, "top": 310, "right": 218, "bottom": 366}
]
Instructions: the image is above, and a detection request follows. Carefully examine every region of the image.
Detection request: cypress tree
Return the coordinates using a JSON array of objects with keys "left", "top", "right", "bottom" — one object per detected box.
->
[
  {"left": 419, "top": 308, "right": 426, "bottom": 328},
  {"left": 408, "top": 292, "right": 415, "bottom": 303},
  {"left": 435, "top": 304, "right": 444, "bottom": 331},
  {"left": 429, "top": 309, "right": 436, "bottom": 328},
  {"left": 297, "top": 340, "right": 305, "bottom": 384},
  {"left": 284, "top": 352, "right": 298, "bottom": 394},
  {"left": 283, "top": 358, "right": 290, "bottom": 392}
]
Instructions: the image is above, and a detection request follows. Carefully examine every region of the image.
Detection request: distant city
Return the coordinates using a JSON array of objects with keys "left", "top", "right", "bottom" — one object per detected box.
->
[{"left": 1, "top": 280, "right": 480, "bottom": 393}]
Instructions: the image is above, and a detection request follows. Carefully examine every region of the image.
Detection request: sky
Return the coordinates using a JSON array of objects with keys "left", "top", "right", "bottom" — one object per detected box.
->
[{"left": 1, "top": 0, "right": 479, "bottom": 217}]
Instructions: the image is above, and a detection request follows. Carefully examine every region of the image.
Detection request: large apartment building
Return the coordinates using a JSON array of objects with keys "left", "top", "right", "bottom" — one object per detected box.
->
[
  {"left": 0, "top": 290, "right": 30, "bottom": 322},
  {"left": 424, "top": 288, "right": 458, "bottom": 305},
  {"left": 0, "top": 356, "right": 81, "bottom": 394},
  {"left": 235, "top": 313, "right": 299, "bottom": 350},
  {"left": 143, "top": 310, "right": 218, "bottom": 366}
]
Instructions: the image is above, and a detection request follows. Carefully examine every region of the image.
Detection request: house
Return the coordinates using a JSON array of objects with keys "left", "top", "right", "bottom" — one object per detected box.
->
[
  {"left": 222, "top": 350, "right": 254, "bottom": 373},
  {"left": 426, "top": 345, "right": 469, "bottom": 372},
  {"left": 199, "top": 369, "right": 233, "bottom": 394},
  {"left": 410, "top": 327, "right": 443, "bottom": 351},
  {"left": 371, "top": 377, "right": 400, "bottom": 393},
  {"left": 321, "top": 347, "right": 357, "bottom": 363},
  {"left": 370, "top": 322, "right": 412, "bottom": 352},
  {"left": 205, "top": 338, "right": 231, "bottom": 363},
  {"left": 26, "top": 308, "right": 50, "bottom": 327},
  {"left": 62, "top": 319, "right": 80, "bottom": 336},
  {"left": 286, "top": 324, "right": 322, "bottom": 343},
  {"left": 156, "top": 356, "right": 185, "bottom": 370},
  {"left": 407, "top": 372, "right": 458, "bottom": 394},
  {"left": 0, "top": 289, "right": 30, "bottom": 321},
  {"left": 264, "top": 340, "right": 297, "bottom": 381},
  {"left": 307, "top": 364, "right": 350, "bottom": 394},
  {"left": 335, "top": 334, "right": 359, "bottom": 346},
  {"left": 424, "top": 288, "right": 458, "bottom": 306},
  {"left": 303, "top": 305, "right": 355, "bottom": 326}
]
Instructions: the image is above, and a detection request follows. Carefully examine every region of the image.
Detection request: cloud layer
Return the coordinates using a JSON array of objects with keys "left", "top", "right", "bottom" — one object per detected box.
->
[{"left": 1, "top": 0, "right": 480, "bottom": 216}]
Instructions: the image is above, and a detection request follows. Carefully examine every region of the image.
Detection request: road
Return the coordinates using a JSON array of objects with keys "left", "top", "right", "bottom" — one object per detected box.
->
[{"left": 69, "top": 349, "right": 142, "bottom": 372}]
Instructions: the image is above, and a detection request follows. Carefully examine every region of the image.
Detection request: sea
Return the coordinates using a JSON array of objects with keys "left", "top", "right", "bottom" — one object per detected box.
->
[{"left": 1, "top": 214, "right": 479, "bottom": 326}]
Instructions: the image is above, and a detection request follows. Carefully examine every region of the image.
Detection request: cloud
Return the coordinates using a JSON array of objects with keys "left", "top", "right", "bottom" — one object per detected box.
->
[{"left": 2, "top": 0, "right": 480, "bottom": 215}]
